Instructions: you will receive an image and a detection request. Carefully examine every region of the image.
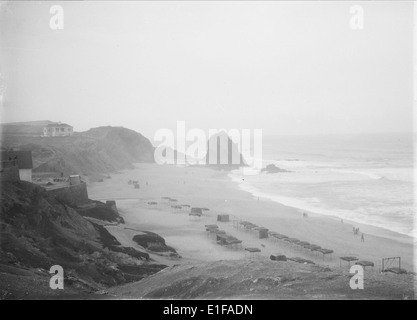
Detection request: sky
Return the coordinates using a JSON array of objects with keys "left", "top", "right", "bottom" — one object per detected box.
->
[{"left": 0, "top": 1, "right": 414, "bottom": 139}]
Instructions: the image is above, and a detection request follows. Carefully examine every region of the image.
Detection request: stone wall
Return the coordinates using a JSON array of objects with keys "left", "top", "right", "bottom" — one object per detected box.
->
[
  {"left": 0, "top": 166, "right": 20, "bottom": 182},
  {"left": 47, "top": 182, "right": 89, "bottom": 206}
]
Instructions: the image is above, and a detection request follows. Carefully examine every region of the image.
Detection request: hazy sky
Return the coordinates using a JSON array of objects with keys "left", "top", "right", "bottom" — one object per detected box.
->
[{"left": 0, "top": 1, "right": 414, "bottom": 138}]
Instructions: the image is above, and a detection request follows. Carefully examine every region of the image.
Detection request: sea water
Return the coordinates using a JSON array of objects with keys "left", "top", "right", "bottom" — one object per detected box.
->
[{"left": 229, "top": 133, "right": 415, "bottom": 238}]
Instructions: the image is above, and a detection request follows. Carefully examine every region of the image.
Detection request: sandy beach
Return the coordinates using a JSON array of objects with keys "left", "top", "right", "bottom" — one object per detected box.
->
[{"left": 87, "top": 163, "right": 415, "bottom": 275}]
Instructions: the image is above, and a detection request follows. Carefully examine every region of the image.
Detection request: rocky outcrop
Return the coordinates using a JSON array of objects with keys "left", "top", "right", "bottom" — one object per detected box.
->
[
  {"left": 133, "top": 232, "right": 178, "bottom": 255},
  {"left": 0, "top": 181, "right": 166, "bottom": 299},
  {"left": 261, "top": 163, "right": 291, "bottom": 174},
  {"left": 204, "top": 131, "right": 247, "bottom": 169}
]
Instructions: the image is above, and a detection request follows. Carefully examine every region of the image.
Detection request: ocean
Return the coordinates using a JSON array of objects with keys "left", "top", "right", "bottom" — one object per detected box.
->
[{"left": 229, "top": 133, "right": 415, "bottom": 238}]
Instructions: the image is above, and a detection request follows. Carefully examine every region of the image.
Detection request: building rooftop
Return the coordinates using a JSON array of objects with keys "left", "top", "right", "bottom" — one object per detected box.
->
[
  {"left": 45, "top": 123, "right": 72, "bottom": 128},
  {"left": 0, "top": 150, "right": 33, "bottom": 169}
]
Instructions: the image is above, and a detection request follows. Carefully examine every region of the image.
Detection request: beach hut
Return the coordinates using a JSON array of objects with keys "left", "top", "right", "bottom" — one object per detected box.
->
[
  {"left": 241, "top": 221, "right": 257, "bottom": 231},
  {"left": 355, "top": 260, "right": 375, "bottom": 270},
  {"left": 317, "top": 248, "right": 334, "bottom": 259},
  {"left": 270, "top": 254, "right": 287, "bottom": 261},
  {"left": 245, "top": 247, "right": 261, "bottom": 259},
  {"left": 171, "top": 205, "right": 182, "bottom": 212},
  {"left": 307, "top": 244, "right": 321, "bottom": 252},
  {"left": 226, "top": 239, "right": 243, "bottom": 249},
  {"left": 290, "top": 240, "right": 302, "bottom": 248},
  {"left": 217, "top": 214, "right": 230, "bottom": 222},
  {"left": 272, "top": 234, "right": 288, "bottom": 241},
  {"left": 208, "top": 229, "right": 225, "bottom": 239},
  {"left": 283, "top": 238, "right": 300, "bottom": 245},
  {"left": 340, "top": 256, "right": 359, "bottom": 268},
  {"left": 231, "top": 217, "right": 240, "bottom": 229},
  {"left": 258, "top": 228, "right": 269, "bottom": 239},
  {"left": 216, "top": 234, "right": 233, "bottom": 244},
  {"left": 205, "top": 224, "right": 218, "bottom": 229},
  {"left": 191, "top": 207, "right": 203, "bottom": 215}
]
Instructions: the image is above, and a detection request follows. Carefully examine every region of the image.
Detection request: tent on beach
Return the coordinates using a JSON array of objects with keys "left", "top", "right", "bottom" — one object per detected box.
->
[
  {"left": 283, "top": 238, "right": 300, "bottom": 245},
  {"left": 171, "top": 205, "right": 182, "bottom": 212},
  {"left": 245, "top": 247, "right": 261, "bottom": 259},
  {"left": 217, "top": 214, "right": 230, "bottom": 222},
  {"left": 316, "top": 248, "right": 334, "bottom": 259},
  {"left": 258, "top": 228, "right": 269, "bottom": 239},
  {"left": 355, "top": 260, "right": 375, "bottom": 269},
  {"left": 270, "top": 253, "right": 287, "bottom": 261},
  {"left": 272, "top": 233, "right": 288, "bottom": 240},
  {"left": 205, "top": 224, "right": 218, "bottom": 232},
  {"left": 339, "top": 256, "right": 359, "bottom": 267},
  {"left": 191, "top": 207, "right": 203, "bottom": 215}
]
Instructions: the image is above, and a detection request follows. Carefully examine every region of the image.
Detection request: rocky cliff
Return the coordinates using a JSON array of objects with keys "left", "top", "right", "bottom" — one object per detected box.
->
[
  {"left": 0, "top": 181, "right": 166, "bottom": 299},
  {"left": 0, "top": 123, "right": 155, "bottom": 179},
  {"left": 204, "top": 131, "right": 247, "bottom": 169}
]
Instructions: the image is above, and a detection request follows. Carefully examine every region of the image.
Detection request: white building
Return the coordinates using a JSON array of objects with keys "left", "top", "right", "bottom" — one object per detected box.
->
[{"left": 43, "top": 122, "right": 73, "bottom": 137}]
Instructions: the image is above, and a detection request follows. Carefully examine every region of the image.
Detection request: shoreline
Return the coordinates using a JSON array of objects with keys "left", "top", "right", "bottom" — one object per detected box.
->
[
  {"left": 87, "top": 163, "right": 415, "bottom": 274},
  {"left": 228, "top": 171, "right": 415, "bottom": 240},
  {"left": 229, "top": 174, "right": 415, "bottom": 245}
]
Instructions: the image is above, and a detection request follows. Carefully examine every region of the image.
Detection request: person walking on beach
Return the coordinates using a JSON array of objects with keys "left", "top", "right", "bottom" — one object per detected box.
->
[{"left": 361, "top": 233, "right": 365, "bottom": 242}]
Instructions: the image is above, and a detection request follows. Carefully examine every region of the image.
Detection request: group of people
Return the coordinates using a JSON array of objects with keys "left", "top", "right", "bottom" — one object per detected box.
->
[
  {"left": 353, "top": 226, "right": 365, "bottom": 242},
  {"left": 128, "top": 179, "right": 150, "bottom": 188}
]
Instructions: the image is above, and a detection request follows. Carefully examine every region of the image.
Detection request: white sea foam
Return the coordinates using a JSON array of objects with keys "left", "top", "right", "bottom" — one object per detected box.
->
[{"left": 230, "top": 133, "right": 415, "bottom": 238}]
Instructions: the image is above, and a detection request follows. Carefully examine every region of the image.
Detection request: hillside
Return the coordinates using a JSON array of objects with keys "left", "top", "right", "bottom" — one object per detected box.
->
[
  {"left": 109, "top": 259, "right": 415, "bottom": 300},
  {"left": 0, "top": 120, "right": 53, "bottom": 136},
  {"left": 0, "top": 123, "right": 155, "bottom": 179},
  {"left": 0, "top": 181, "right": 167, "bottom": 299}
]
